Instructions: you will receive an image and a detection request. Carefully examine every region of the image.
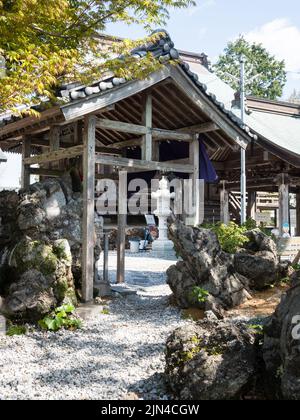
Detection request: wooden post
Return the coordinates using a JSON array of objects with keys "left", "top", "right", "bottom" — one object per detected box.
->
[
  {"left": 189, "top": 134, "right": 200, "bottom": 226},
  {"left": 296, "top": 192, "right": 300, "bottom": 236},
  {"left": 21, "top": 136, "right": 31, "bottom": 189},
  {"left": 220, "top": 181, "right": 230, "bottom": 225},
  {"left": 49, "top": 126, "right": 60, "bottom": 151},
  {"left": 117, "top": 170, "right": 127, "bottom": 283},
  {"left": 141, "top": 94, "right": 152, "bottom": 161},
  {"left": 82, "top": 115, "right": 96, "bottom": 302},
  {"left": 247, "top": 191, "right": 256, "bottom": 221},
  {"left": 278, "top": 174, "right": 290, "bottom": 236}
]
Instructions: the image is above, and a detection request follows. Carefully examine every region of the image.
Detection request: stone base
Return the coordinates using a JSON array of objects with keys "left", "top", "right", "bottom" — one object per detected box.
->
[{"left": 151, "top": 239, "right": 176, "bottom": 259}]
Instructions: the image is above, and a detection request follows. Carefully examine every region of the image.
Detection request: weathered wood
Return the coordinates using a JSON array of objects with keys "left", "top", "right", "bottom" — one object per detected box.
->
[
  {"left": 297, "top": 193, "right": 300, "bottom": 236},
  {"left": 61, "top": 67, "right": 171, "bottom": 121},
  {"left": 24, "top": 145, "right": 84, "bottom": 165},
  {"left": 278, "top": 174, "right": 290, "bottom": 236},
  {"left": 220, "top": 182, "right": 230, "bottom": 225},
  {"left": 96, "top": 118, "right": 193, "bottom": 142},
  {"left": 247, "top": 191, "right": 256, "bottom": 220},
  {"left": 82, "top": 115, "right": 96, "bottom": 302},
  {"left": 189, "top": 134, "right": 201, "bottom": 226},
  {"left": 21, "top": 136, "right": 31, "bottom": 189},
  {"left": 29, "top": 168, "right": 64, "bottom": 177},
  {"left": 49, "top": 125, "right": 60, "bottom": 151},
  {"left": 95, "top": 154, "right": 194, "bottom": 173},
  {"left": 179, "top": 122, "right": 220, "bottom": 134},
  {"left": 117, "top": 170, "right": 127, "bottom": 284},
  {"left": 141, "top": 94, "right": 153, "bottom": 161},
  {"left": 110, "top": 138, "right": 142, "bottom": 149}
]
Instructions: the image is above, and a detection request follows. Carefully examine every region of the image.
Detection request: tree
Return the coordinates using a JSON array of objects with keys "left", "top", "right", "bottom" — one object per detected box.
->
[
  {"left": 0, "top": 0, "right": 195, "bottom": 114},
  {"left": 214, "top": 36, "right": 287, "bottom": 100}
]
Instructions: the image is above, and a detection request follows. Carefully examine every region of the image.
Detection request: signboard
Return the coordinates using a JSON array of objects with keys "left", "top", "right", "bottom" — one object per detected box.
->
[
  {"left": 256, "top": 212, "right": 272, "bottom": 224},
  {"left": 277, "top": 237, "right": 300, "bottom": 262}
]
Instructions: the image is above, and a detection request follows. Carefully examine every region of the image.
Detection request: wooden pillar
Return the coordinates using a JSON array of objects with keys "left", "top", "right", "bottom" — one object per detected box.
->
[
  {"left": 21, "top": 136, "right": 31, "bottom": 190},
  {"left": 220, "top": 181, "right": 230, "bottom": 225},
  {"left": 278, "top": 174, "right": 290, "bottom": 236},
  {"left": 296, "top": 193, "right": 300, "bottom": 236},
  {"left": 141, "top": 94, "right": 152, "bottom": 161},
  {"left": 189, "top": 134, "right": 200, "bottom": 226},
  {"left": 247, "top": 191, "right": 256, "bottom": 221},
  {"left": 82, "top": 115, "right": 96, "bottom": 302},
  {"left": 49, "top": 126, "right": 60, "bottom": 151},
  {"left": 117, "top": 170, "right": 127, "bottom": 283}
]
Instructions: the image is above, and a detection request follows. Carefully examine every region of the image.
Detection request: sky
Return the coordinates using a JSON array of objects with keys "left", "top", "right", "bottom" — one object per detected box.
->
[{"left": 106, "top": 0, "right": 300, "bottom": 99}]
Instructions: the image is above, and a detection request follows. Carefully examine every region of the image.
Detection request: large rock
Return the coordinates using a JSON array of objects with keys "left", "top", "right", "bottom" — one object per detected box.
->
[
  {"left": 2, "top": 238, "right": 76, "bottom": 321},
  {"left": 165, "top": 320, "right": 258, "bottom": 400},
  {"left": 263, "top": 274, "right": 300, "bottom": 399},
  {"left": 234, "top": 229, "right": 280, "bottom": 290},
  {"left": 167, "top": 220, "right": 251, "bottom": 316},
  {"left": 0, "top": 176, "right": 103, "bottom": 319}
]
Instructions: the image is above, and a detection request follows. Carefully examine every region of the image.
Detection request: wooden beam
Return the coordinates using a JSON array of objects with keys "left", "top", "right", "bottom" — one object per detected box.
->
[
  {"left": 82, "top": 115, "right": 96, "bottom": 302},
  {"left": 96, "top": 118, "right": 193, "bottom": 142},
  {"left": 117, "top": 170, "right": 127, "bottom": 284},
  {"left": 29, "top": 168, "right": 64, "bottom": 177},
  {"left": 61, "top": 66, "right": 171, "bottom": 121},
  {"left": 95, "top": 154, "right": 194, "bottom": 173},
  {"left": 21, "top": 136, "right": 31, "bottom": 190},
  {"left": 112, "top": 138, "right": 142, "bottom": 149},
  {"left": 141, "top": 94, "right": 153, "bottom": 161},
  {"left": 180, "top": 122, "right": 220, "bottom": 134},
  {"left": 24, "top": 145, "right": 83, "bottom": 165},
  {"left": 189, "top": 134, "right": 201, "bottom": 226}
]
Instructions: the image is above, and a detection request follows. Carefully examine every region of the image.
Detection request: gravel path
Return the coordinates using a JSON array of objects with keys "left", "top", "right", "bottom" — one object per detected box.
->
[{"left": 0, "top": 253, "right": 189, "bottom": 400}]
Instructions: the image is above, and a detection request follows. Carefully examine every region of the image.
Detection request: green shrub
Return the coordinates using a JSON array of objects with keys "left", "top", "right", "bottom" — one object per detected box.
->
[
  {"left": 6, "top": 325, "right": 27, "bottom": 336},
  {"left": 204, "top": 222, "right": 249, "bottom": 254},
  {"left": 190, "top": 286, "right": 209, "bottom": 303},
  {"left": 242, "top": 218, "right": 257, "bottom": 230},
  {"left": 38, "top": 304, "right": 82, "bottom": 332}
]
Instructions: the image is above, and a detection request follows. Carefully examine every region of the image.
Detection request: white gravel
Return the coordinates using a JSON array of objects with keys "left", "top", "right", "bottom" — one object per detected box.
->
[{"left": 0, "top": 253, "right": 189, "bottom": 400}]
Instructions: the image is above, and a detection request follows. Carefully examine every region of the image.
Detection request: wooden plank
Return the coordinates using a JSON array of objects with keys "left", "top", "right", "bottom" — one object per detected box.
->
[
  {"left": 61, "top": 67, "right": 171, "bottom": 121},
  {"left": 141, "top": 94, "right": 152, "bottom": 161},
  {"left": 21, "top": 135, "right": 31, "bottom": 189},
  {"left": 117, "top": 170, "right": 127, "bottom": 284},
  {"left": 95, "top": 154, "right": 194, "bottom": 173},
  {"left": 169, "top": 65, "right": 249, "bottom": 149},
  {"left": 82, "top": 115, "right": 96, "bottom": 302},
  {"left": 24, "top": 145, "right": 83, "bottom": 165}
]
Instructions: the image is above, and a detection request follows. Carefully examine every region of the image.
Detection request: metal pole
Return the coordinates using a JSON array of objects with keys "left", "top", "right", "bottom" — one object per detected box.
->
[
  {"left": 103, "top": 231, "right": 109, "bottom": 285},
  {"left": 240, "top": 56, "right": 247, "bottom": 225}
]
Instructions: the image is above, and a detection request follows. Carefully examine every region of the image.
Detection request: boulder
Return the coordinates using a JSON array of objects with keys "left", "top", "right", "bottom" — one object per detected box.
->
[
  {"left": 263, "top": 275, "right": 300, "bottom": 399},
  {"left": 167, "top": 220, "right": 251, "bottom": 316},
  {"left": 234, "top": 229, "right": 280, "bottom": 290},
  {"left": 165, "top": 320, "right": 258, "bottom": 400},
  {"left": 2, "top": 238, "right": 76, "bottom": 321},
  {"left": 0, "top": 177, "right": 103, "bottom": 319}
]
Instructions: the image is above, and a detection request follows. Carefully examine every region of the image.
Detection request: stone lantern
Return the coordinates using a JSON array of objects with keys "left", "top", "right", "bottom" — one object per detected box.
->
[{"left": 151, "top": 176, "right": 175, "bottom": 254}]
